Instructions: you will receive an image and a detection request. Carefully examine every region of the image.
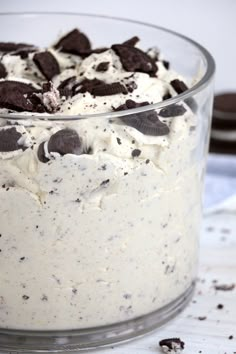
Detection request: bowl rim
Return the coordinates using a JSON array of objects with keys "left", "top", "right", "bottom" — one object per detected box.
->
[{"left": 0, "top": 11, "right": 216, "bottom": 121}]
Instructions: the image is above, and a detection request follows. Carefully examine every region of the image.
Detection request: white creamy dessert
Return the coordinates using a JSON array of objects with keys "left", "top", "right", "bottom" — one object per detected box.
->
[{"left": 0, "top": 29, "right": 201, "bottom": 330}]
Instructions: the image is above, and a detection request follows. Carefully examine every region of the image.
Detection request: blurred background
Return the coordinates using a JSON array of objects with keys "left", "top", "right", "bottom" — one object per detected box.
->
[
  {"left": 1, "top": 0, "right": 236, "bottom": 92},
  {"left": 1, "top": 0, "right": 236, "bottom": 207}
]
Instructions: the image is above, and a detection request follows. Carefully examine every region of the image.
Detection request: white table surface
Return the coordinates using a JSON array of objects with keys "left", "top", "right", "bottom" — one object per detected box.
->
[{"left": 0, "top": 2, "right": 236, "bottom": 353}]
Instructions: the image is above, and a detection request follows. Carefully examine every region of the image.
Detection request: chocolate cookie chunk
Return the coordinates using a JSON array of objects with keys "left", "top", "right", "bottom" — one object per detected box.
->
[
  {"left": 57, "top": 76, "right": 77, "bottom": 98},
  {"left": 123, "top": 36, "right": 140, "bottom": 46},
  {"left": 28, "top": 95, "right": 46, "bottom": 113},
  {"left": 0, "top": 127, "right": 24, "bottom": 152},
  {"left": 77, "top": 78, "right": 128, "bottom": 96},
  {"left": 214, "top": 283, "right": 235, "bottom": 291},
  {"left": 33, "top": 51, "right": 60, "bottom": 81},
  {"left": 0, "top": 62, "right": 7, "bottom": 78},
  {"left": 170, "top": 79, "right": 197, "bottom": 112},
  {"left": 114, "top": 99, "right": 169, "bottom": 136},
  {"left": 54, "top": 29, "right": 91, "bottom": 56},
  {"left": 12, "top": 47, "right": 37, "bottom": 59},
  {"left": 159, "top": 104, "right": 186, "bottom": 117},
  {"left": 163, "top": 92, "right": 172, "bottom": 100},
  {"left": 96, "top": 62, "right": 109, "bottom": 72},
  {"left": 159, "top": 337, "right": 185, "bottom": 353},
  {"left": 126, "top": 81, "right": 137, "bottom": 93},
  {"left": 112, "top": 44, "right": 157, "bottom": 76},
  {"left": 0, "top": 80, "right": 38, "bottom": 112},
  {"left": 162, "top": 60, "right": 170, "bottom": 70},
  {"left": 48, "top": 129, "right": 83, "bottom": 156},
  {"left": 37, "top": 142, "right": 49, "bottom": 163},
  {"left": 74, "top": 78, "right": 101, "bottom": 94},
  {"left": 0, "top": 42, "right": 35, "bottom": 53},
  {"left": 170, "top": 79, "right": 188, "bottom": 94},
  {"left": 92, "top": 82, "right": 127, "bottom": 96},
  {"left": 91, "top": 47, "right": 108, "bottom": 54},
  {"left": 131, "top": 149, "right": 141, "bottom": 157}
]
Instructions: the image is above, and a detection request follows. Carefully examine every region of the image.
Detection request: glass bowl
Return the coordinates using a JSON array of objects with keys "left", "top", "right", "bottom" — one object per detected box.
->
[{"left": 0, "top": 12, "right": 215, "bottom": 352}]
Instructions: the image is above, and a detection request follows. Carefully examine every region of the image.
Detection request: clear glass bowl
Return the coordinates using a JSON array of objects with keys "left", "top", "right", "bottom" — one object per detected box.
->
[{"left": 0, "top": 12, "right": 215, "bottom": 352}]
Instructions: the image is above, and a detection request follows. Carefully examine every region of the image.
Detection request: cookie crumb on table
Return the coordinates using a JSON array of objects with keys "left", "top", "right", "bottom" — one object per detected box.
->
[
  {"left": 159, "top": 337, "right": 185, "bottom": 353},
  {"left": 214, "top": 284, "right": 235, "bottom": 291}
]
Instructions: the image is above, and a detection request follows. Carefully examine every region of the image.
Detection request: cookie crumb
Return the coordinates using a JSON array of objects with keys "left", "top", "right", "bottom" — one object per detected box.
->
[
  {"left": 22, "top": 295, "right": 30, "bottom": 300},
  {"left": 198, "top": 316, "right": 207, "bottom": 321},
  {"left": 116, "top": 137, "right": 122, "bottom": 145},
  {"left": 217, "top": 304, "right": 224, "bottom": 309},
  {"left": 100, "top": 179, "right": 110, "bottom": 186},
  {"left": 159, "top": 337, "right": 185, "bottom": 353},
  {"left": 214, "top": 284, "right": 235, "bottom": 291},
  {"left": 131, "top": 149, "right": 141, "bottom": 157}
]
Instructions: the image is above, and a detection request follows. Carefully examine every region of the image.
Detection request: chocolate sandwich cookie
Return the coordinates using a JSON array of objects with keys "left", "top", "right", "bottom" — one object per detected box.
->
[
  {"left": 54, "top": 28, "right": 91, "bottom": 56},
  {"left": 38, "top": 129, "right": 84, "bottom": 163},
  {"left": 0, "top": 81, "right": 43, "bottom": 112},
  {"left": 33, "top": 51, "right": 60, "bottom": 81},
  {"left": 159, "top": 337, "right": 185, "bottom": 353},
  {"left": 0, "top": 127, "right": 26, "bottom": 152},
  {"left": 114, "top": 99, "right": 169, "bottom": 136},
  {"left": 210, "top": 93, "right": 236, "bottom": 154},
  {"left": 170, "top": 79, "right": 197, "bottom": 112},
  {"left": 112, "top": 44, "right": 158, "bottom": 77}
]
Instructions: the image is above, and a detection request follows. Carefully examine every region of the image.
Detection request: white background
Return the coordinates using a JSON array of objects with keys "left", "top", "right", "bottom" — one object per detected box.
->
[{"left": 1, "top": 0, "right": 236, "bottom": 92}]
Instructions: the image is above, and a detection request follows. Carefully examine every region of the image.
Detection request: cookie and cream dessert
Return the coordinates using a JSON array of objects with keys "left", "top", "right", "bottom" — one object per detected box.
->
[{"left": 0, "top": 28, "right": 200, "bottom": 330}]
